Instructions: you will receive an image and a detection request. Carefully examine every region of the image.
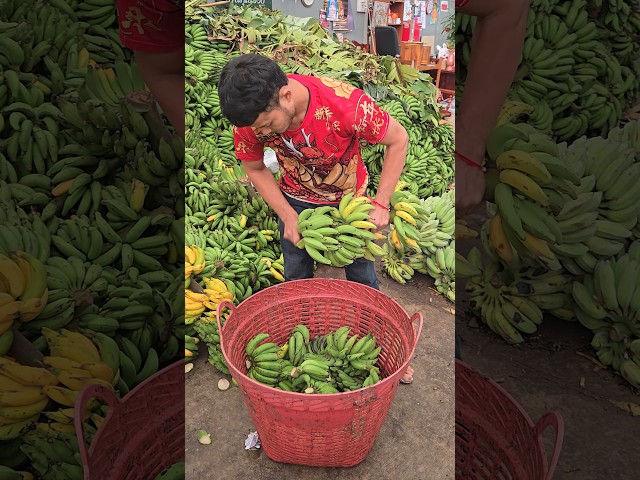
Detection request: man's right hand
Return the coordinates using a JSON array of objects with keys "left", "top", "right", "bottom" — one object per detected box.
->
[{"left": 282, "top": 211, "right": 301, "bottom": 246}]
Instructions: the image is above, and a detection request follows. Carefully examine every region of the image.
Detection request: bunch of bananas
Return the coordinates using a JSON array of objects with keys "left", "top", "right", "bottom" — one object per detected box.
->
[
  {"left": 192, "top": 308, "right": 231, "bottom": 375},
  {"left": 0, "top": 356, "right": 57, "bottom": 441},
  {"left": 185, "top": 335, "right": 200, "bottom": 363},
  {"left": 457, "top": 0, "right": 640, "bottom": 142},
  {"left": 295, "top": 194, "right": 386, "bottom": 267},
  {"left": 185, "top": 278, "right": 233, "bottom": 325},
  {"left": 571, "top": 251, "right": 640, "bottom": 388},
  {"left": 0, "top": 252, "right": 48, "bottom": 346},
  {"left": 0, "top": 465, "right": 33, "bottom": 480},
  {"left": 244, "top": 325, "right": 382, "bottom": 394},
  {"left": 184, "top": 245, "right": 205, "bottom": 281},
  {"left": 461, "top": 246, "right": 576, "bottom": 343}
]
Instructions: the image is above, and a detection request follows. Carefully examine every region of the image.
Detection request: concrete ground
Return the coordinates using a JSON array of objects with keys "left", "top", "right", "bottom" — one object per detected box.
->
[{"left": 185, "top": 265, "right": 455, "bottom": 479}]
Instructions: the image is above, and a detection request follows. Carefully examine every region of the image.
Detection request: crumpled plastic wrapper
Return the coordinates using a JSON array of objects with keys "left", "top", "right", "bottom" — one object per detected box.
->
[{"left": 245, "top": 431, "right": 261, "bottom": 450}]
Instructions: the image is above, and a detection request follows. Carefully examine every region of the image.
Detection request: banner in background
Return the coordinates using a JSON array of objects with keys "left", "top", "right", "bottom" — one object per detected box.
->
[{"left": 233, "top": 0, "right": 272, "bottom": 8}]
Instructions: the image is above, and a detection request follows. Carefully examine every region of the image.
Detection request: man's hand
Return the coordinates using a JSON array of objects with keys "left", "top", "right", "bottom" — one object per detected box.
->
[
  {"left": 282, "top": 211, "right": 301, "bottom": 246},
  {"left": 455, "top": 158, "right": 486, "bottom": 217},
  {"left": 369, "top": 203, "right": 390, "bottom": 230}
]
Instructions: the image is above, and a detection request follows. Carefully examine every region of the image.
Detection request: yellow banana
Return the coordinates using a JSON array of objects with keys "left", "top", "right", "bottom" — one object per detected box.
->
[
  {"left": 0, "top": 397, "right": 49, "bottom": 420},
  {"left": 394, "top": 210, "right": 417, "bottom": 226},
  {"left": 394, "top": 202, "right": 419, "bottom": 217},
  {"left": 495, "top": 150, "right": 552, "bottom": 184},
  {"left": 488, "top": 214, "right": 513, "bottom": 263},
  {"left": 43, "top": 356, "right": 84, "bottom": 371},
  {"left": 0, "top": 254, "right": 25, "bottom": 298},
  {"left": 0, "top": 386, "right": 47, "bottom": 407},
  {"left": 343, "top": 196, "right": 369, "bottom": 218},
  {"left": 521, "top": 233, "right": 555, "bottom": 260},
  {"left": 0, "top": 363, "right": 59, "bottom": 386},
  {"left": 42, "top": 385, "right": 80, "bottom": 407},
  {"left": 499, "top": 169, "right": 550, "bottom": 206},
  {"left": 270, "top": 267, "right": 285, "bottom": 282},
  {"left": 184, "top": 246, "right": 197, "bottom": 264}
]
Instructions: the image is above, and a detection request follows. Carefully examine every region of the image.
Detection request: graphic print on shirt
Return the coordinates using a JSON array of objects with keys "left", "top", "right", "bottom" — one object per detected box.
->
[{"left": 233, "top": 74, "right": 390, "bottom": 204}]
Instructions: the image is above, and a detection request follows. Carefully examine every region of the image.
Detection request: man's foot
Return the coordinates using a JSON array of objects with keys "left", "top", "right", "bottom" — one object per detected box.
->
[{"left": 400, "top": 365, "right": 414, "bottom": 384}]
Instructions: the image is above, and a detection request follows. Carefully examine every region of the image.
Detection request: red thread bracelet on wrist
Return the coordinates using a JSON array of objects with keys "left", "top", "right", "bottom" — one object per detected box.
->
[
  {"left": 368, "top": 197, "right": 390, "bottom": 211},
  {"left": 456, "top": 151, "right": 484, "bottom": 171}
]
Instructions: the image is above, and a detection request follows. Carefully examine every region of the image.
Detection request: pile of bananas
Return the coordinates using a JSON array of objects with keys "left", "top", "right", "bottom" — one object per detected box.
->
[
  {"left": 0, "top": 0, "right": 186, "bottom": 475},
  {"left": 0, "top": 252, "right": 48, "bottom": 348},
  {"left": 243, "top": 325, "right": 383, "bottom": 394},
  {"left": 460, "top": 118, "right": 640, "bottom": 390},
  {"left": 459, "top": 247, "right": 574, "bottom": 344},
  {"left": 457, "top": 0, "right": 640, "bottom": 141},
  {"left": 295, "top": 194, "right": 387, "bottom": 267},
  {"left": 381, "top": 188, "right": 456, "bottom": 301},
  {"left": 572, "top": 251, "right": 640, "bottom": 389},
  {"left": 192, "top": 309, "right": 232, "bottom": 375},
  {"left": 183, "top": 154, "right": 285, "bottom": 304}
]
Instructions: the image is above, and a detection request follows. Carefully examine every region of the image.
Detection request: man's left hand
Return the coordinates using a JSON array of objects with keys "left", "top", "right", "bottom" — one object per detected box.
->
[{"left": 369, "top": 203, "right": 390, "bottom": 230}]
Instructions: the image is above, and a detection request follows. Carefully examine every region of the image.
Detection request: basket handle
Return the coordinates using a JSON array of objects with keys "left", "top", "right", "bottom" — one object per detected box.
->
[
  {"left": 534, "top": 411, "right": 564, "bottom": 480},
  {"left": 74, "top": 384, "right": 120, "bottom": 476},
  {"left": 409, "top": 312, "right": 424, "bottom": 352}
]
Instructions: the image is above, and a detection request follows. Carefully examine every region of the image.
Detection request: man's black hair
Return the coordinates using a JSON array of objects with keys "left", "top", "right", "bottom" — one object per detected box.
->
[{"left": 217, "top": 54, "right": 288, "bottom": 127}]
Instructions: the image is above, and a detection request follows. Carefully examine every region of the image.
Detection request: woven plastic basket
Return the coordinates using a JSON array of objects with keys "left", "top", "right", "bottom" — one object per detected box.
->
[
  {"left": 216, "top": 278, "right": 423, "bottom": 467},
  {"left": 74, "top": 360, "right": 184, "bottom": 480},
  {"left": 455, "top": 360, "right": 564, "bottom": 480}
]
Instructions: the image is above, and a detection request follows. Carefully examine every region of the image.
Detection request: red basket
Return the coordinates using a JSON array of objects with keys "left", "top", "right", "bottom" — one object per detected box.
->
[
  {"left": 215, "top": 279, "right": 423, "bottom": 467},
  {"left": 74, "top": 360, "right": 184, "bottom": 480},
  {"left": 455, "top": 360, "right": 564, "bottom": 479}
]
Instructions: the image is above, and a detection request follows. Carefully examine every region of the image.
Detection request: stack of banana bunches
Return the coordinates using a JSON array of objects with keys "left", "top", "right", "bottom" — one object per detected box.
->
[
  {"left": 0, "top": 0, "right": 188, "bottom": 478},
  {"left": 457, "top": 116, "right": 640, "bottom": 391}
]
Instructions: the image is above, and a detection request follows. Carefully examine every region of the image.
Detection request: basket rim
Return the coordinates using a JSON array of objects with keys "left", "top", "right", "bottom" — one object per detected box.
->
[{"left": 217, "top": 279, "right": 423, "bottom": 399}]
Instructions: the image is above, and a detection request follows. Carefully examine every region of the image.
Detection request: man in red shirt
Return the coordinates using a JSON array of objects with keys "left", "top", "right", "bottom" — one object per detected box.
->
[
  {"left": 218, "top": 54, "right": 409, "bottom": 289},
  {"left": 219, "top": 53, "right": 413, "bottom": 382},
  {"left": 116, "top": 0, "right": 184, "bottom": 136}
]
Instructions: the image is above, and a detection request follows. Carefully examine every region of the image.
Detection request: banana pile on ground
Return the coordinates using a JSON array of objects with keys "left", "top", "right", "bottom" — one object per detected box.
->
[
  {"left": 192, "top": 309, "right": 232, "bottom": 375},
  {"left": 382, "top": 188, "right": 456, "bottom": 301},
  {"left": 0, "top": 0, "right": 185, "bottom": 474},
  {"left": 457, "top": 0, "right": 640, "bottom": 141},
  {"left": 184, "top": 277, "right": 233, "bottom": 325},
  {"left": 0, "top": 329, "right": 114, "bottom": 478},
  {"left": 461, "top": 118, "right": 640, "bottom": 390},
  {"left": 184, "top": 151, "right": 285, "bottom": 303},
  {"left": 244, "top": 324, "right": 382, "bottom": 393},
  {"left": 571, "top": 248, "right": 640, "bottom": 389},
  {"left": 483, "top": 120, "right": 640, "bottom": 276},
  {"left": 458, "top": 247, "right": 574, "bottom": 344},
  {"left": 295, "top": 194, "right": 386, "bottom": 266}
]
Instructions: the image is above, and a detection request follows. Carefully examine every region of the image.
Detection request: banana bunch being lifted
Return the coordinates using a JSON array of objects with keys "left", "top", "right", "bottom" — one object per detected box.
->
[{"left": 295, "top": 193, "right": 386, "bottom": 267}]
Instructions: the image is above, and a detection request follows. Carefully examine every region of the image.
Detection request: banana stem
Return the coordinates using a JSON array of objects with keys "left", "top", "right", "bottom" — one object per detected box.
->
[{"left": 9, "top": 325, "right": 45, "bottom": 367}]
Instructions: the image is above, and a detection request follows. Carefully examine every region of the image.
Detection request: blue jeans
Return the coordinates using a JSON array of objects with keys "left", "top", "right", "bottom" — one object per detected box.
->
[{"left": 278, "top": 195, "right": 380, "bottom": 290}]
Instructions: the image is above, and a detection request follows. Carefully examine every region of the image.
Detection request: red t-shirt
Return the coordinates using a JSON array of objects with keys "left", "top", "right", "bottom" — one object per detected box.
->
[
  {"left": 234, "top": 75, "right": 390, "bottom": 204},
  {"left": 116, "top": 0, "right": 184, "bottom": 52}
]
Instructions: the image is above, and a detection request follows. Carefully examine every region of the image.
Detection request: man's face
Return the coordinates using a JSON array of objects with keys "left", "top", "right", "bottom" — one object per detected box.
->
[
  {"left": 250, "top": 103, "right": 295, "bottom": 136},
  {"left": 250, "top": 85, "right": 296, "bottom": 136}
]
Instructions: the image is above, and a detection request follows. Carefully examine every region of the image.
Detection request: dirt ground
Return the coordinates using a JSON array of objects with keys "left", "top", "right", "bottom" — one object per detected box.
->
[
  {"left": 185, "top": 264, "right": 456, "bottom": 479},
  {"left": 457, "top": 213, "right": 640, "bottom": 480}
]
